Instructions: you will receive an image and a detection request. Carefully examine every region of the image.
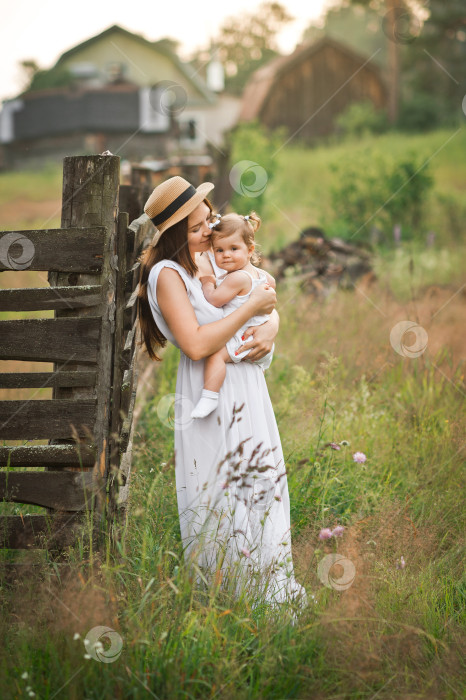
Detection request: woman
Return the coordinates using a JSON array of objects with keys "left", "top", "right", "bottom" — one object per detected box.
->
[{"left": 137, "top": 176, "right": 307, "bottom": 610}]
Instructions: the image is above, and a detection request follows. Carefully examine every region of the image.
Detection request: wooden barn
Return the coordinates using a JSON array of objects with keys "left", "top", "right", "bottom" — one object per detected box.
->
[{"left": 239, "top": 36, "right": 388, "bottom": 142}]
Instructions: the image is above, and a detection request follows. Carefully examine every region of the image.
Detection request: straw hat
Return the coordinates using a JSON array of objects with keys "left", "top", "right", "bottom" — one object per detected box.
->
[{"left": 144, "top": 176, "right": 214, "bottom": 246}]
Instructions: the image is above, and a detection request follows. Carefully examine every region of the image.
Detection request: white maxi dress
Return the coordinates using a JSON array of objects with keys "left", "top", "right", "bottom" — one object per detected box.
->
[{"left": 147, "top": 252, "right": 307, "bottom": 609}]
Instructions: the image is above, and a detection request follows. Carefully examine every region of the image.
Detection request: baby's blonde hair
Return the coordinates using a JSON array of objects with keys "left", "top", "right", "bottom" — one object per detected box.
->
[{"left": 210, "top": 211, "right": 261, "bottom": 265}]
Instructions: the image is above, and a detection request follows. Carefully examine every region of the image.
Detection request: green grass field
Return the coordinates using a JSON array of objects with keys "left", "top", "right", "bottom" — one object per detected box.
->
[{"left": 1, "top": 129, "right": 465, "bottom": 698}]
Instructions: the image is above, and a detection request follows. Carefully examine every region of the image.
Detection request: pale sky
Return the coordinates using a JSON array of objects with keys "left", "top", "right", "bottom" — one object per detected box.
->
[{"left": 0, "top": 0, "right": 333, "bottom": 102}]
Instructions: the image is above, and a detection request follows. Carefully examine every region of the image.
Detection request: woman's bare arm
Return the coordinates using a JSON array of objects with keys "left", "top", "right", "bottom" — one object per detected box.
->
[{"left": 156, "top": 268, "right": 276, "bottom": 361}]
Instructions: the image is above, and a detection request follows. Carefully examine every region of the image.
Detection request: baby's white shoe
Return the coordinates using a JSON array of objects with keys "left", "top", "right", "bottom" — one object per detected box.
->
[{"left": 191, "top": 389, "right": 219, "bottom": 418}]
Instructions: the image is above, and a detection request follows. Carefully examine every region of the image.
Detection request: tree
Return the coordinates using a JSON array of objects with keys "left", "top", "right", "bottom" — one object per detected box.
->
[
  {"left": 303, "top": 0, "right": 464, "bottom": 129},
  {"left": 309, "top": 0, "right": 425, "bottom": 123},
  {"left": 346, "top": 0, "right": 423, "bottom": 124},
  {"left": 19, "top": 59, "right": 74, "bottom": 94},
  {"left": 301, "top": 3, "right": 389, "bottom": 69},
  {"left": 19, "top": 60, "right": 40, "bottom": 91},
  {"left": 153, "top": 37, "right": 181, "bottom": 55},
  {"left": 190, "top": 2, "right": 293, "bottom": 95},
  {"left": 405, "top": 0, "right": 466, "bottom": 109}
]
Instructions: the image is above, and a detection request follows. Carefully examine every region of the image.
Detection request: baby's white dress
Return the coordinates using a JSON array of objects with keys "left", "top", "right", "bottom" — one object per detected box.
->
[
  {"left": 215, "top": 260, "right": 274, "bottom": 371},
  {"left": 147, "top": 254, "right": 308, "bottom": 610}
]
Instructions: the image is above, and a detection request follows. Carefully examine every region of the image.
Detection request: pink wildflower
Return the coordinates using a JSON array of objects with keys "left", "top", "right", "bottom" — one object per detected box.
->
[
  {"left": 353, "top": 451, "right": 367, "bottom": 463},
  {"left": 329, "top": 442, "right": 341, "bottom": 450},
  {"left": 318, "top": 528, "right": 333, "bottom": 540},
  {"left": 396, "top": 556, "right": 406, "bottom": 570},
  {"left": 332, "top": 525, "right": 345, "bottom": 537},
  {"left": 241, "top": 547, "right": 251, "bottom": 558}
]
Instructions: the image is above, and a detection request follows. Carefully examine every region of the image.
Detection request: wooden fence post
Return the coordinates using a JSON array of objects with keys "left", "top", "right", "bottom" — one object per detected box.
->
[{"left": 47, "top": 155, "right": 120, "bottom": 529}]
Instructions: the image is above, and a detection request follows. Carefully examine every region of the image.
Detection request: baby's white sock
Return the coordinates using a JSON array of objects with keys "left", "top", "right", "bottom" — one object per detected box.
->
[{"left": 191, "top": 389, "right": 219, "bottom": 418}]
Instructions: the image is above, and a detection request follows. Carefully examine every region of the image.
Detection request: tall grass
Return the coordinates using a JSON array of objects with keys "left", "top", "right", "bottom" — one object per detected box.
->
[
  {"left": 0, "top": 163, "right": 62, "bottom": 207},
  {"left": 1, "top": 259, "right": 464, "bottom": 698},
  {"left": 1, "top": 132, "right": 464, "bottom": 698}
]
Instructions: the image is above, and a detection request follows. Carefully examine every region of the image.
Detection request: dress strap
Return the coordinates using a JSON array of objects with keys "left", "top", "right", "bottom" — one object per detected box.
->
[
  {"left": 238, "top": 267, "right": 267, "bottom": 283},
  {"left": 235, "top": 269, "right": 256, "bottom": 282}
]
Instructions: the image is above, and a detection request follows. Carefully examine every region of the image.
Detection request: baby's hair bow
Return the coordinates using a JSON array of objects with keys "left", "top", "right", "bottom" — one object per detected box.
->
[
  {"left": 208, "top": 214, "right": 222, "bottom": 229},
  {"left": 243, "top": 215, "right": 250, "bottom": 221}
]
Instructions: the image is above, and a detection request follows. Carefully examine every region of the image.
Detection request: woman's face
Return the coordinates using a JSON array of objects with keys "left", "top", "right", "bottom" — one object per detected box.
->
[{"left": 187, "top": 201, "right": 212, "bottom": 255}]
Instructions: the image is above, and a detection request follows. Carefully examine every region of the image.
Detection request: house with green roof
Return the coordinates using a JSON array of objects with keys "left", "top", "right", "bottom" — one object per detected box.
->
[{"left": 0, "top": 25, "right": 241, "bottom": 170}]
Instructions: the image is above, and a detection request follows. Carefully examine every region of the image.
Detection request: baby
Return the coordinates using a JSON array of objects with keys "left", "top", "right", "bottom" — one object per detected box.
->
[{"left": 191, "top": 211, "right": 276, "bottom": 419}]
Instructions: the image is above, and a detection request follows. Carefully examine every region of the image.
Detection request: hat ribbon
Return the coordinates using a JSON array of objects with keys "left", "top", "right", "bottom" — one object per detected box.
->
[{"left": 150, "top": 184, "right": 197, "bottom": 226}]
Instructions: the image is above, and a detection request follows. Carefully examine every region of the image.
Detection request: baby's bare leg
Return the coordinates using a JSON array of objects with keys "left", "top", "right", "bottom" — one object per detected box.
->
[
  {"left": 204, "top": 346, "right": 231, "bottom": 392},
  {"left": 191, "top": 346, "right": 231, "bottom": 419}
]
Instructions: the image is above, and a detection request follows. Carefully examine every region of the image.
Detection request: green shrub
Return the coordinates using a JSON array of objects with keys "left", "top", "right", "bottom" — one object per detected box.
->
[
  {"left": 26, "top": 66, "right": 74, "bottom": 93},
  {"left": 226, "top": 120, "right": 287, "bottom": 213},
  {"left": 334, "top": 99, "right": 389, "bottom": 138},
  {"left": 397, "top": 92, "right": 445, "bottom": 132},
  {"left": 433, "top": 190, "right": 466, "bottom": 243},
  {"left": 327, "top": 149, "right": 434, "bottom": 243}
]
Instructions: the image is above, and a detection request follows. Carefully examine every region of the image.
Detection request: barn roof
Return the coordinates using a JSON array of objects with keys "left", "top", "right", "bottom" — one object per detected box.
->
[
  {"left": 239, "top": 36, "right": 384, "bottom": 121},
  {"left": 55, "top": 24, "right": 216, "bottom": 104}
]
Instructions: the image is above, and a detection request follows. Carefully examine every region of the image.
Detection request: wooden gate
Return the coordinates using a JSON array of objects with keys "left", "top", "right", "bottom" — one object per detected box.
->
[{"left": 0, "top": 155, "right": 154, "bottom": 553}]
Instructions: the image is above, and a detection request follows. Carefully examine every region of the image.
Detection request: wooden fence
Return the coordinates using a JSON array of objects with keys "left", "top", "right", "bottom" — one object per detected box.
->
[{"left": 0, "top": 155, "right": 155, "bottom": 554}]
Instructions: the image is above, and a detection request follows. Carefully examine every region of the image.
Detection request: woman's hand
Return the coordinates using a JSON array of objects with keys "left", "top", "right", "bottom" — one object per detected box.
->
[
  {"left": 248, "top": 283, "right": 276, "bottom": 316},
  {"left": 235, "top": 309, "right": 279, "bottom": 361}
]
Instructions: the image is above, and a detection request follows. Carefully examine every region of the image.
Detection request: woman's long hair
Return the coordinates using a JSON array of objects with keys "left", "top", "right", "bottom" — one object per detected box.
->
[{"left": 136, "top": 197, "right": 213, "bottom": 361}]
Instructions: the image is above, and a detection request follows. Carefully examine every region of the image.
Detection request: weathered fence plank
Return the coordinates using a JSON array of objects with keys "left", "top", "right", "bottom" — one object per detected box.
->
[
  {"left": 119, "top": 185, "right": 142, "bottom": 226},
  {"left": 108, "top": 212, "right": 129, "bottom": 490},
  {"left": 0, "top": 399, "right": 97, "bottom": 439},
  {"left": 0, "top": 371, "right": 96, "bottom": 390},
  {"left": 0, "top": 471, "right": 96, "bottom": 510},
  {"left": 0, "top": 317, "right": 101, "bottom": 363},
  {"left": 0, "top": 444, "right": 96, "bottom": 468},
  {"left": 0, "top": 285, "right": 102, "bottom": 312},
  {"left": 124, "top": 283, "right": 137, "bottom": 332},
  {"left": 122, "top": 318, "right": 138, "bottom": 365},
  {"left": 0, "top": 227, "right": 106, "bottom": 272},
  {"left": 119, "top": 366, "right": 135, "bottom": 419},
  {"left": 119, "top": 372, "right": 138, "bottom": 455},
  {"left": 0, "top": 514, "right": 87, "bottom": 550}
]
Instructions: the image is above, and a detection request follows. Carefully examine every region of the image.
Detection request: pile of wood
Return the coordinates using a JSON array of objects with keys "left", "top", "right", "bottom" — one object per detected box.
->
[{"left": 263, "top": 226, "right": 375, "bottom": 296}]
